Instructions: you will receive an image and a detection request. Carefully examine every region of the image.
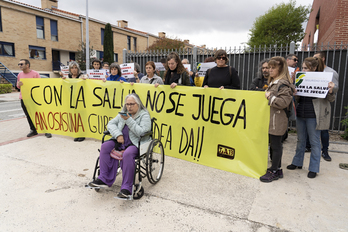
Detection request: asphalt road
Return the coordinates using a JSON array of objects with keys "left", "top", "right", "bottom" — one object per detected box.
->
[{"left": 0, "top": 101, "right": 23, "bottom": 121}]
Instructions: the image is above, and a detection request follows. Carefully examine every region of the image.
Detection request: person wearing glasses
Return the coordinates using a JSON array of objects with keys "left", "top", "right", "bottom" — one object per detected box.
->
[
  {"left": 16, "top": 59, "right": 52, "bottom": 138},
  {"left": 286, "top": 54, "right": 300, "bottom": 82},
  {"left": 164, "top": 52, "right": 190, "bottom": 88},
  {"left": 287, "top": 57, "right": 336, "bottom": 179},
  {"left": 88, "top": 93, "right": 151, "bottom": 199},
  {"left": 202, "top": 49, "right": 240, "bottom": 89}
]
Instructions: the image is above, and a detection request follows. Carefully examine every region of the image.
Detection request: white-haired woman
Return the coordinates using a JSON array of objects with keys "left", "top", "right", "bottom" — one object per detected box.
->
[{"left": 88, "top": 93, "right": 151, "bottom": 199}]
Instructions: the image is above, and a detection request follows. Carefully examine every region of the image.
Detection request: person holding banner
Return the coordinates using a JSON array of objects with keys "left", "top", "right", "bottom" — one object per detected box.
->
[
  {"left": 260, "top": 56, "right": 295, "bottom": 183},
  {"left": 59, "top": 61, "right": 86, "bottom": 142},
  {"left": 16, "top": 59, "right": 52, "bottom": 138},
  {"left": 164, "top": 52, "right": 190, "bottom": 88},
  {"left": 135, "top": 61, "right": 163, "bottom": 85},
  {"left": 287, "top": 57, "right": 336, "bottom": 179},
  {"left": 106, "top": 63, "right": 127, "bottom": 82},
  {"left": 202, "top": 49, "right": 240, "bottom": 89},
  {"left": 92, "top": 59, "right": 102, "bottom": 70},
  {"left": 88, "top": 93, "right": 151, "bottom": 199}
]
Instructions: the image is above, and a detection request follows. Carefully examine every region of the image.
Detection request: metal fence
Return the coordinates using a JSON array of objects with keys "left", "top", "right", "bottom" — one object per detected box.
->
[{"left": 123, "top": 42, "right": 348, "bottom": 131}]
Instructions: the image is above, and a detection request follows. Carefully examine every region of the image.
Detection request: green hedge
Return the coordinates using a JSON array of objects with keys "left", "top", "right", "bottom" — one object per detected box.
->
[{"left": 0, "top": 84, "right": 13, "bottom": 94}]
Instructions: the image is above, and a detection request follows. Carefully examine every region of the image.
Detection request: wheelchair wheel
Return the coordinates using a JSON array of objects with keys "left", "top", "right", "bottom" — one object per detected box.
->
[
  {"left": 145, "top": 139, "right": 165, "bottom": 184},
  {"left": 133, "top": 184, "right": 144, "bottom": 200}
]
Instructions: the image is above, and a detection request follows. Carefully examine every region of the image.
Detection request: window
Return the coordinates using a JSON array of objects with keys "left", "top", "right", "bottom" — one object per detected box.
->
[
  {"left": 36, "top": 16, "right": 45, "bottom": 39},
  {"left": 0, "top": 7, "right": 2, "bottom": 32},
  {"left": 0, "top": 41, "right": 15, "bottom": 56},
  {"left": 96, "top": 51, "right": 104, "bottom": 60},
  {"left": 133, "top": 37, "right": 137, "bottom": 51},
  {"left": 114, "top": 53, "right": 118, "bottom": 63},
  {"left": 29, "top": 45, "right": 46, "bottom": 59},
  {"left": 50, "top": 20, "right": 58, "bottom": 41},
  {"left": 127, "top": 36, "right": 131, "bottom": 50},
  {"left": 101, "top": 28, "right": 105, "bottom": 45},
  {"left": 69, "top": 52, "right": 75, "bottom": 61}
]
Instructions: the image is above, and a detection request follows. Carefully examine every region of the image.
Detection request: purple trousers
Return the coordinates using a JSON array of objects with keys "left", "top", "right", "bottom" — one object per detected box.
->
[{"left": 98, "top": 140, "right": 138, "bottom": 192}]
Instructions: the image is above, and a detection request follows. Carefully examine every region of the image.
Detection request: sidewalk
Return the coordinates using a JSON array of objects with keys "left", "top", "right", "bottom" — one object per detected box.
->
[
  {"left": 0, "top": 116, "right": 348, "bottom": 231},
  {"left": 0, "top": 91, "right": 20, "bottom": 102}
]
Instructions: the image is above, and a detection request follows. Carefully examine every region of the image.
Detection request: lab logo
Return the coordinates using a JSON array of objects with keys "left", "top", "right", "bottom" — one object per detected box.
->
[{"left": 217, "top": 144, "right": 235, "bottom": 160}]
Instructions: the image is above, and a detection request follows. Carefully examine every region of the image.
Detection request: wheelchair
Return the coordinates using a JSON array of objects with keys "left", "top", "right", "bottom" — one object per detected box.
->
[{"left": 87, "top": 118, "right": 165, "bottom": 200}]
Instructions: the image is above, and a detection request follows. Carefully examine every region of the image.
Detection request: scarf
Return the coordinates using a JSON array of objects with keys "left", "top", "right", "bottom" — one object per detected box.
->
[{"left": 164, "top": 68, "right": 181, "bottom": 85}]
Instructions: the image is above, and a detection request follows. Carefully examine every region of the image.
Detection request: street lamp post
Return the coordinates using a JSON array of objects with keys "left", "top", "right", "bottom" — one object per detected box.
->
[{"left": 86, "top": 0, "right": 89, "bottom": 70}]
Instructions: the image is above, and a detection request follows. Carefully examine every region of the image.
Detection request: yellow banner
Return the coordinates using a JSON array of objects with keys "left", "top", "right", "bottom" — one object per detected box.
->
[{"left": 21, "top": 78, "right": 269, "bottom": 178}]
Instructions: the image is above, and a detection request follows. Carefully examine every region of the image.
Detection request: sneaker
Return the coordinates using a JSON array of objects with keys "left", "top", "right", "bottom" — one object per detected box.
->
[
  {"left": 307, "top": 171, "right": 317, "bottom": 178},
  {"left": 321, "top": 151, "right": 332, "bottom": 161},
  {"left": 45, "top": 133, "right": 52, "bottom": 138},
  {"left": 116, "top": 189, "right": 131, "bottom": 199},
  {"left": 305, "top": 147, "right": 311, "bottom": 152},
  {"left": 276, "top": 169, "right": 283, "bottom": 178},
  {"left": 260, "top": 170, "right": 279, "bottom": 183},
  {"left": 287, "top": 164, "right": 302, "bottom": 170},
  {"left": 27, "top": 130, "right": 38, "bottom": 137},
  {"left": 88, "top": 178, "right": 107, "bottom": 187}
]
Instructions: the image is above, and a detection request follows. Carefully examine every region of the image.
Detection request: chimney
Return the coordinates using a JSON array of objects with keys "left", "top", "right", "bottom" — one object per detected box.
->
[
  {"left": 158, "top": 32, "right": 166, "bottom": 38},
  {"left": 41, "top": 0, "right": 58, "bottom": 9},
  {"left": 117, "top": 20, "right": 128, "bottom": 28},
  {"left": 184, "top": 40, "right": 190, "bottom": 44}
]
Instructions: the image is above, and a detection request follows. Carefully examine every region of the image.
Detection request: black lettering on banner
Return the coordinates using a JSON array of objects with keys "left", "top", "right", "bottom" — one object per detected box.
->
[
  {"left": 179, "top": 126, "right": 205, "bottom": 161},
  {"left": 146, "top": 90, "right": 165, "bottom": 113},
  {"left": 233, "top": 99, "right": 246, "bottom": 129},
  {"left": 152, "top": 118, "right": 172, "bottom": 150},
  {"left": 166, "top": 92, "right": 185, "bottom": 116},
  {"left": 102, "top": 88, "right": 111, "bottom": 108},
  {"left": 112, "top": 88, "right": 121, "bottom": 109},
  {"left": 88, "top": 113, "right": 114, "bottom": 134},
  {"left": 31, "top": 86, "right": 41, "bottom": 106},
  {"left": 53, "top": 85, "right": 62, "bottom": 106},
  {"left": 43, "top": 85, "right": 52, "bottom": 105},
  {"left": 92, "top": 87, "right": 103, "bottom": 107},
  {"left": 70, "top": 85, "right": 86, "bottom": 109},
  {"left": 192, "top": 94, "right": 202, "bottom": 120},
  {"left": 211, "top": 97, "right": 223, "bottom": 124},
  {"left": 220, "top": 98, "right": 236, "bottom": 125}
]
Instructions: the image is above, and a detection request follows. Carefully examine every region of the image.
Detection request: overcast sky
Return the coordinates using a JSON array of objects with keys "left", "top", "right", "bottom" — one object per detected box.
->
[{"left": 22, "top": 0, "right": 314, "bottom": 48}]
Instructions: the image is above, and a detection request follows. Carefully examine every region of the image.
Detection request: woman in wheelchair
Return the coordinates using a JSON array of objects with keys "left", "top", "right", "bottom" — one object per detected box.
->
[{"left": 88, "top": 93, "right": 151, "bottom": 199}]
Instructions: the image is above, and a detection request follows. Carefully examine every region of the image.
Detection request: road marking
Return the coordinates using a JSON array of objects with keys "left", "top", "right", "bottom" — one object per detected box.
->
[{"left": 9, "top": 113, "right": 25, "bottom": 117}]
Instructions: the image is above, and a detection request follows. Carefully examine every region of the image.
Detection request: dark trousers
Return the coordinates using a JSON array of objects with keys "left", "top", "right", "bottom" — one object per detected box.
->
[
  {"left": 269, "top": 134, "right": 283, "bottom": 171},
  {"left": 306, "top": 130, "right": 329, "bottom": 152},
  {"left": 21, "top": 99, "right": 36, "bottom": 131}
]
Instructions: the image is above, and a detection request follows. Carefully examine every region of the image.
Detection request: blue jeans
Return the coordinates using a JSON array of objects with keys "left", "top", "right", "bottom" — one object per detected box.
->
[{"left": 292, "top": 117, "right": 321, "bottom": 173}]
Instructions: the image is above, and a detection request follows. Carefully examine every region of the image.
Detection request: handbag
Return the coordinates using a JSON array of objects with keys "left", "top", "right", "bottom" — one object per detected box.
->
[{"left": 110, "top": 148, "right": 124, "bottom": 160}]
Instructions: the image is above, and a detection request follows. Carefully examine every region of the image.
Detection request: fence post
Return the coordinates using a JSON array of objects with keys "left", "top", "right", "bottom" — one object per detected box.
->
[
  {"left": 290, "top": 41, "right": 295, "bottom": 54},
  {"left": 193, "top": 46, "right": 198, "bottom": 71},
  {"left": 123, "top": 48, "right": 127, "bottom": 64}
]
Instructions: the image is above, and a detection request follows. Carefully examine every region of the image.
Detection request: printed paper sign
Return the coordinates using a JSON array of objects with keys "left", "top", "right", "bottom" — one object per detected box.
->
[
  {"left": 183, "top": 64, "right": 191, "bottom": 72},
  {"left": 155, "top": 62, "right": 165, "bottom": 72},
  {"left": 120, "top": 63, "right": 135, "bottom": 81},
  {"left": 60, "top": 66, "right": 69, "bottom": 78},
  {"left": 87, "top": 69, "right": 106, "bottom": 80},
  {"left": 288, "top": 67, "right": 295, "bottom": 76},
  {"left": 196, "top": 62, "right": 216, "bottom": 77},
  {"left": 295, "top": 72, "right": 333, "bottom": 98}
]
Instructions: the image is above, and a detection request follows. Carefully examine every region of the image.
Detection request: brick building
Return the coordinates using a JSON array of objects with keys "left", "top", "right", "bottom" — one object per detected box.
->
[
  {"left": 0, "top": 0, "right": 162, "bottom": 77},
  {"left": 302, "top": 0, "right": 348, "bottom": 47}
]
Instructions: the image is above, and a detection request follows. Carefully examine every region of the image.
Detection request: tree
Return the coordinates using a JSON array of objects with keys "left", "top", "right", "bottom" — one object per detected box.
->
[
  {"left": 103, "top": 23, "right": 114, "bottom": 64},
  {"left": 76, "top": 42, "right": 94, "bottom": 71},
  {"left": 247, "top": 0, "right": 311, "bottom": 47},
  {"left": 147, "top": 36, "right": 185, "bottom": 51}
]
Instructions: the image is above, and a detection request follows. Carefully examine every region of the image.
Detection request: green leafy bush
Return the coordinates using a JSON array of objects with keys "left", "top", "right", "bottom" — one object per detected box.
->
[
  {"left": 341, "top": 106, "right": 348, "bottom": 140},
  {"left": 0, "top": 84, "right": 12, "bottom": 94}
]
